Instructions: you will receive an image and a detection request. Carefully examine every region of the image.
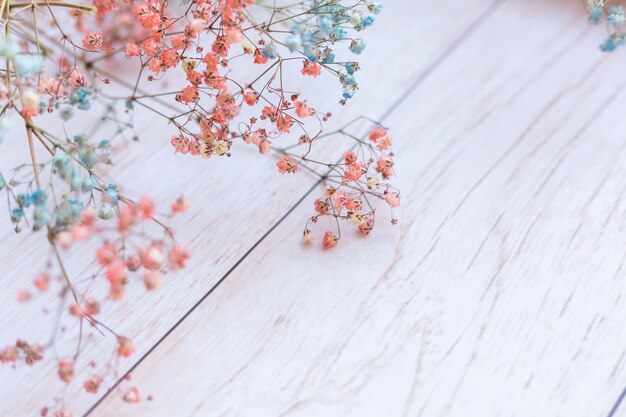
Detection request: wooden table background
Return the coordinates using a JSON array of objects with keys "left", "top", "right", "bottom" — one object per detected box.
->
[{"left": 4, "top": 0, "right": 626, "bottom": 416}]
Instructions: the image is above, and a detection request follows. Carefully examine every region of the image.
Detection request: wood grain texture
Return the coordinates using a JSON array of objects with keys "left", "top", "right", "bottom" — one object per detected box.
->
[
  {"left": 0, "top": 1, "right": 497, "bottom": 415},
  {"left": 88, "top": 1, "right": 626, "bottom": 416}
]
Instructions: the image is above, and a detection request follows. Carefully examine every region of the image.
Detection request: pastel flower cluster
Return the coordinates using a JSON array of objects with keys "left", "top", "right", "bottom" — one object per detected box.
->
[
  {"left": 289, "top": 123, "right": 399, "bottom": 249},
  {"left": 0, "top": 0, "right": 397, "bottom": 414},
  {"left": 586, "top": 1, "right": 626, "bottom": 51}
]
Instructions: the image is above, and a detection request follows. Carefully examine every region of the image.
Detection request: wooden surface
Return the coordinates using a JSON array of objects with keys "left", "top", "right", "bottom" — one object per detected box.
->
[{"left": 3, "top": 0, "right": 626, "bottom": 416}]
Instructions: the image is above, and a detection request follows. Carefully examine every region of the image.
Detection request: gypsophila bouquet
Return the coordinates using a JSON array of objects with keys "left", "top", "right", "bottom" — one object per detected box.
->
[{"left": 0, "top": 0, "right": 399, "bottom": 414}]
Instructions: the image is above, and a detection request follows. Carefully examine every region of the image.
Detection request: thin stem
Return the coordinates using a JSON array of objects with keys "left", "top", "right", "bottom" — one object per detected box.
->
[
  {"left": 25, "top": 125, "right": 41, "bottom": 189},
  {"left": 7, "top": 1, "right": 94, "bottom": 11}
]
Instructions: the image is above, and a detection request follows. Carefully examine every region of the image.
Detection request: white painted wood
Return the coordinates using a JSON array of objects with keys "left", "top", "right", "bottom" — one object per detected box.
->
[
  {"left": 0, "top": 1, "right": 496, "bottom": 415},
  {"left": 87, "top": 1, "right": 626, "bottom": 417}
]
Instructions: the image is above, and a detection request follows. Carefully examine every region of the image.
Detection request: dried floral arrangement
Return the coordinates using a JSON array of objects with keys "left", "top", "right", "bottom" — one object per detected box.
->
[
  {"left": 0, "top": 0, "right": 399, "bottom": 414},
  {"left": 585, "top": 0, "right": 626, "bottom": 50}
]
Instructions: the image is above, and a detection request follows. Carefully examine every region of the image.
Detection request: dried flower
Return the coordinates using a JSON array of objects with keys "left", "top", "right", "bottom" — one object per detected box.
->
[{"left": 117, "top": 336, "right": 136, "bottom": 358}]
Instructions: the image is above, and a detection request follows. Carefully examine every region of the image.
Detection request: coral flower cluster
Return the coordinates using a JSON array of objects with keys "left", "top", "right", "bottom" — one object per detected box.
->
[{"left": 0, "top": 0, "right": 397, "bottom": 414}]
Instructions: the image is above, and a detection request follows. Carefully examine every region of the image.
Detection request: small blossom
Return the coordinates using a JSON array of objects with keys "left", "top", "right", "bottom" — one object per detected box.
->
[
  {"left": 276, "top": 113, "right": 294, "bottom": 132},
  {"left": 58, "top": 360, "right": 74, "bottom": 383},
  {"left": 137, "top": 196, "right": 155, "bottom": 219},
  {"left": 168, "top": 245, "right": 190, "bottom": 270},
  {"left": 17, "top": 290, "right": 31, "bottom": 303},
  {"left": 254, "top": 49, "right": 268, "bottom": 64},
  {"left": 358, "top": 216, "right": 374, "bottom": 235},
  {"left": 21, "top": 90, "right": 40, "bottom": 119},
  {"left": 349, "top": 38, "right": 367, "bottom": 54},
  {"left": 33, "top": 274, "right": 50, "bottom": 292},
  {"left": 276, "top": 156, "right": 298, "bottom": 174},
  {"left": 125, "top": 43, "right": 141, "bottom": 57},
  {"left": 117, "top": 336, "right": 136, "bottom": 358},
  {"left": 314, "top": 197, "right": 330, "bottom": 214},
  {"left": 143, "top": 270, "right": 163, "bottom": 291},
  {"left": 69, "top": 303, "right": 84, "bottom": 318},
  {"left": 294, "top": 100, "right": 314, "bottom": 118},
  {"left": 214, "top": 140, "right": 230, "bottom": 156},
  {"left": 83, "top": 374, "right": 103, "bottom": 394},
  {"left": 322, "top": 231, "right": 338, "bottom": 249},
  {"left": 107, "top": 262, "right": 127, "bottom": 300},
  {"left": 369, "top": 126, "right": 387, "bottom": 142},
  {"left": 171, "top": 135, "right": 191, "bottom": 154},
  {"left": 84, "top": 298, "right": 101, "bottom": 316},
  {"left": 384, "top": 192, "right": 401, "bottom": 208},
  {"left": 244, "top": 92, "right": 258, "bottom": 106},
  {"left": 82, "top": 32, "right": 103, "bottom": 52},
  {"left": 189, "top": 18, "right": 208, "bottom": 34},
  {"left": 0, "top": 346, "right": 18, "bottom": 363},
  {"left": 301, "top": 60, "right": 321, "bottom": 77},
  {"left": 302, "top": 229, "right": 314, "bottom": 246},
  {"left": 67, "top": 68, "right": 85, "bottom": 87},
  {"left": 139, "top": 244, "right": 164, "bottom": 269},
  {"left": 123, "top": 386, "right": 141, "bottom": 403},
  {"left": 171, "top": 197, "right": 189, "bottom": 214},
  {"left": 96, "top": 242, "right": 117, "bottom": 266}
]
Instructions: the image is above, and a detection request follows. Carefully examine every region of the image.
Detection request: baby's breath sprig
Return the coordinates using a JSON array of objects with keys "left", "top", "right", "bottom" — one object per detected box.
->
[{"left": 585, "top": 0, "right": 626, "bottom": 51}]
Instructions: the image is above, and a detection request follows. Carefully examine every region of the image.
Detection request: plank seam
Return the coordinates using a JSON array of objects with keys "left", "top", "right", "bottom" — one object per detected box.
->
[
  {"left": 82, "top": 1, "right": 506, "bottom": 414},
  {"left": 607, "top": 385, "right": 626, "bottom": 417}
]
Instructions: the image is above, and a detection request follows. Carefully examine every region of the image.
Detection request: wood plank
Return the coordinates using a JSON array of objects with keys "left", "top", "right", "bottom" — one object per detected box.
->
[
  {"left": 89, "top": 1, "right": 626, "bottom": 416},
  {"left": 0, "top": 1, "right": 496, "bottom": 415}
]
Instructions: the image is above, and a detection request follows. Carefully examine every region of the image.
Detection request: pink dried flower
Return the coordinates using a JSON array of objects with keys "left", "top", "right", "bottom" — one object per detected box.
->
[
  {"left": 322, "top": 231, "right": 338, "bottom": 249},
  {"left": 17, "top": 340, "right": 43, "bottom": 365},
  {"left": 33, "top": 274, "right": 50, "bottom": 292},
  {"left": 301, "top": 60, "right": 321, "bottom": 77},
  {"left": 84, "top": 298, "right": 101, "bottom": 316},
  {"left": 171, "top": 197, "right": 189, "bottom": 214},
  {"left": 137, "top": 196, "right": 156, "bottom": 219},
  {"left": 358, "top": 216, "right": 374, "bottom": 236},
  {"left": 0, "top": 346, "right": 18, "bottom": 363},
  {"left": 369, "top": 126, "right": 388, "bottom": 142},
  {"left": 168, "top": 245, "right": 190, "bottom": 270},
  {"left": 276, "top": 156, "right": 298, "bottom": 174},
  {"left": 143, "top": 270, "right": 163, "bottom": 291},
  {"left": 139, "top": 244, "right": 164, "bottom": 270},
  {"left": 171, "top": 135, "right": 191, "bottom": 154},
  {"left": 107, "top": 262, "right": 127, "bottom": 300},
  {"left": 125, "top": 43, "right": 141, "bottom": 57},
  {"left": 71, "top": 224, "right": 90, "bottom": 241},
  {"left": 83, "top": 374, "right": 103, "bottom": 394},
  {"left": 376, "top": 155, "right": 394, "bottom": 179},
  {"left": 244, "top": 92, "right": 258, "bottom": 105},
  {"left": 55, "top": 231, "right": 73, "bottom": 249},
  {"left": 17, "top": 290, "right": 31, "bottom": 303},
  {"left": 189, "top": 18, "right": 208, "bottom": 34},
  {"left": 57, "top": 360, "right": 74, "bottom": 383},
  {"left": 123, "top": 386, "right": 141, "bottom": 403},
  {"left": 384, "top": 192, "right": 401, "bottom": 208},
  {"left": 82, "top": 32, "right": 103, "bottom": 52},
  {"left": 117, "top": 336, "right": 136, "bottom": 358},
  {"left": 314, "top": 198, "right": 330, "bottom": 215},
  {"left": 294, "top": 100, "right": 314, "bottom": 118},
  {"left": 69, "top": 303, "right": 84, "bottom": 318},
  {"left": 96, "top": 242, "right": 118, "bottom": 266},
  {"left": 67, "top": 68, "right": 85, "bottom": 87}
]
